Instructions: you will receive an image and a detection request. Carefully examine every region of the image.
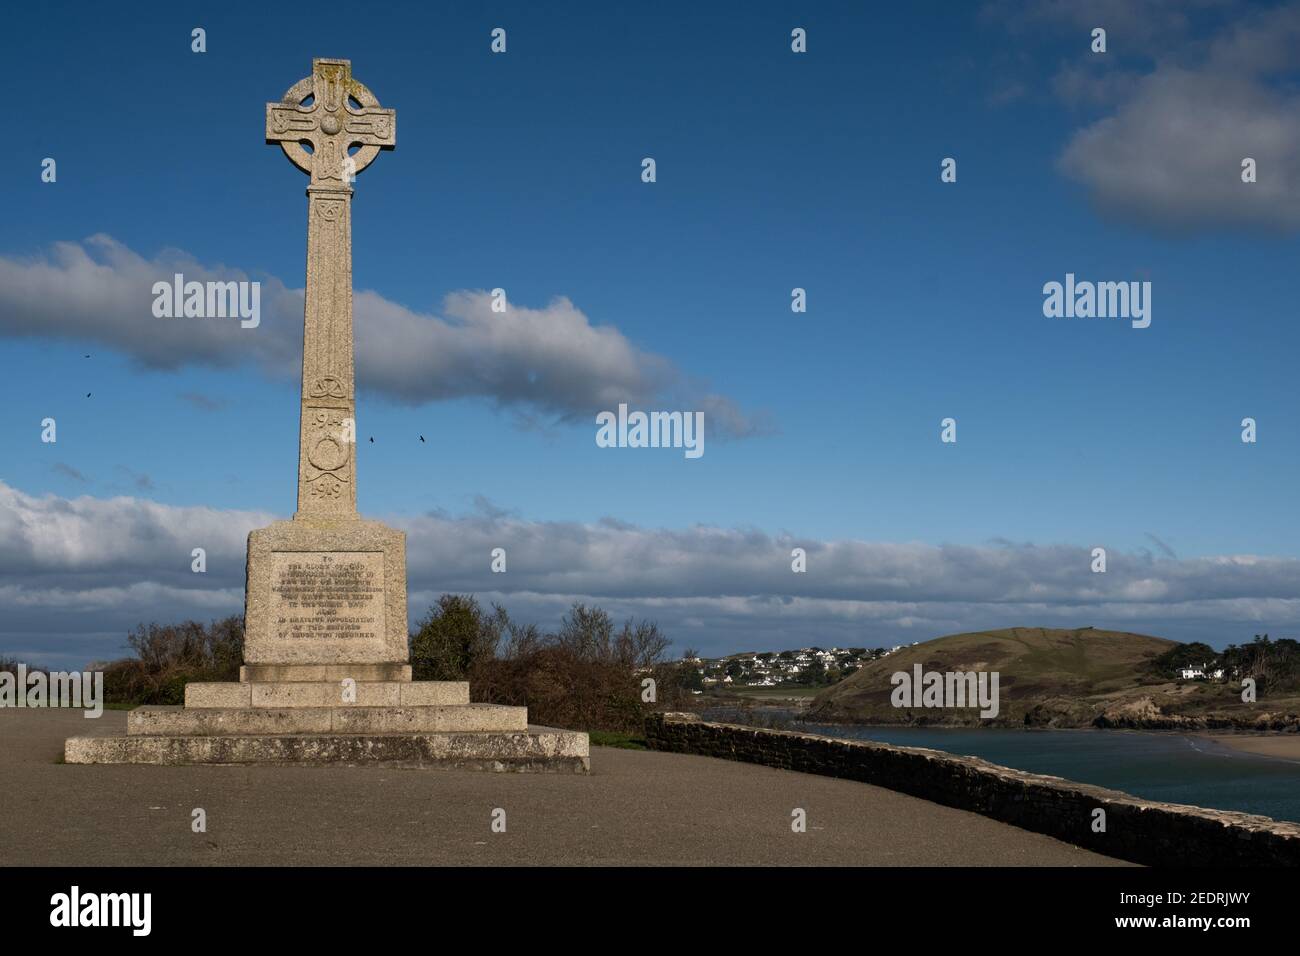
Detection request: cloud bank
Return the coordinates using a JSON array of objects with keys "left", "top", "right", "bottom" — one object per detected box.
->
[{"left": 3, "top": 480, "right": 1297, "bottom": 667}]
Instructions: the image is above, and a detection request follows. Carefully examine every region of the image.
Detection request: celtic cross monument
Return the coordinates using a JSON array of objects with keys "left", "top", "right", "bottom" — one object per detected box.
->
[
  {"left": 66, "top": 58, "right": 588, "bottom": 771},
  {"left": 241, "top": 58, "right": 408, "bottom": 675}
]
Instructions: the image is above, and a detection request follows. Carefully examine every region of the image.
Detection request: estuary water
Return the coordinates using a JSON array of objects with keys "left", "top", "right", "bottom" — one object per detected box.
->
[{"left": 701, "top": 708, "right": 1300, "bottom": 823}]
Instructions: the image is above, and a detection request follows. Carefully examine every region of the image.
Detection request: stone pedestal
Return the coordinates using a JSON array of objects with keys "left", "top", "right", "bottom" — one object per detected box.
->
[
  {"left": 67, "top": 518, "right": 589, "bottom": 772},
  {"left": 244, "top": 518, "right": 409, "bottom": 668},
  {"left": 66, "top": 661, "right": 589, "bottom": 772},
  {"left": 68, "top": 512, "right": 589, "bottom": 771}
]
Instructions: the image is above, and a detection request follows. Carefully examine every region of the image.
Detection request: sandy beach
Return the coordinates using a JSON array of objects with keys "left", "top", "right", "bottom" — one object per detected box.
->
[{"left": 1199, "top": 732, "right": 1300, "bottom": 761}]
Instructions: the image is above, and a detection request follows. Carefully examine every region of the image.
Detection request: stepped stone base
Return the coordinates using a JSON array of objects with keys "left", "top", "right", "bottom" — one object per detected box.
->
[
  {"left": 240, "top": 663, "right": 413, "bottom": 682},
  {"left": 65, "top": 727, "right": 589, "bottom": 772},
  {"left": 65, "top": 676, "right": 590, "bottom": 773},
  {"left": 128, "top": 703, "right": 526, "bottom": 735},
  {"left": 186, "top": 680, "right": 468, "bottom": 708}
]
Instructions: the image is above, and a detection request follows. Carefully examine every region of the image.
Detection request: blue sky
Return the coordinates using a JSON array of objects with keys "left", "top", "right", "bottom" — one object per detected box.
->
[{"left": 4, "top": 0, "right": 1300, "bottom": 666}]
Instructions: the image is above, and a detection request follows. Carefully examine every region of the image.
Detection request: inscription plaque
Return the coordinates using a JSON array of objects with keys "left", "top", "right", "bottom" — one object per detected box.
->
[{"left": 269, "top": 551, "right": 385, "bottom": 643}]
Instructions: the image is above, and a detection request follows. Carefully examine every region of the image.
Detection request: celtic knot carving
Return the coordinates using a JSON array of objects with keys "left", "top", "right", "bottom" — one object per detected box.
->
[{"left": 309, "top": 377, "right": 348, "bottom": 399}]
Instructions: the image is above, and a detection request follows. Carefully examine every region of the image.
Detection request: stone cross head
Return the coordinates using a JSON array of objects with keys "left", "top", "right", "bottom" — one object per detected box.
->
[{"left": 266, "top": 58, "right": 396, "bottom": 187}]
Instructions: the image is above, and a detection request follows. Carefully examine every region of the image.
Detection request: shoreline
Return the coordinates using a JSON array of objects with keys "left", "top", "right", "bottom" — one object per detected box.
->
[
  {"left": 703, "top": 704, "right": 1300, "bottom": 763},
  {"left": 1193, "top": 731, "right": 1300, "bottom": 761}
]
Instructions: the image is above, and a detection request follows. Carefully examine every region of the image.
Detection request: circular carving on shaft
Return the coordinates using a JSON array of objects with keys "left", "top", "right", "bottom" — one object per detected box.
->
[{"left": 308, "top": 437, "right": 347, "bottom": 472}]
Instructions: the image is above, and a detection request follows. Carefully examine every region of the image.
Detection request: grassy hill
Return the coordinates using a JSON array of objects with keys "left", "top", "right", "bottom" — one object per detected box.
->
[{"left": 809, "top": 626, "right": 1192, "bottom": 727}]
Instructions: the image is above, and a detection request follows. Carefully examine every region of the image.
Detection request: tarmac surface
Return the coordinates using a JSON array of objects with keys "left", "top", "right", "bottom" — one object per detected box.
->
[{"left": 1, "top": 709, "right": 1127, "bottom": 866}]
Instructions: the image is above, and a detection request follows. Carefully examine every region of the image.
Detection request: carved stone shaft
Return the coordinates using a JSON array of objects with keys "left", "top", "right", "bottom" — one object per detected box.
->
[
  {"left": 299, "top": 185, "right": 356, "bottom": 515},
  {"left": 264, "top": 57, "right": 396, "bottom": 519}
]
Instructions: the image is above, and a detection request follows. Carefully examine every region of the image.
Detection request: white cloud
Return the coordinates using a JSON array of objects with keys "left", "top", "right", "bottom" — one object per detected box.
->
[
  {"left": 0, "top": 235, "right": 767, "bottom": 437},
  {"left": 1049, "top": 3, "right": 1300, "bottom": 232},
  {"left": 1059, "top": 66, "right": 1300, "bottom": 232}
]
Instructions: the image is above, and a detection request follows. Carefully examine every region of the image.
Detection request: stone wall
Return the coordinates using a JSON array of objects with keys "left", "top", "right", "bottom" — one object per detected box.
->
[{"left": 644, "top": 712, "right": 1300, "bottom": 866}]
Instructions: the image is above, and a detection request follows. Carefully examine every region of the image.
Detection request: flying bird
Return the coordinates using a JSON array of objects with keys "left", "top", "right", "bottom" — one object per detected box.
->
[{"left": 419, "top": 435, "right": 425, "bottom": 442}]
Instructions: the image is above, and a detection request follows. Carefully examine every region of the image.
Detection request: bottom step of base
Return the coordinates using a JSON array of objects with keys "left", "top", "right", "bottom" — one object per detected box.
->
[{"left": 64, "top": 728, "right": 589, "bottom": 773}]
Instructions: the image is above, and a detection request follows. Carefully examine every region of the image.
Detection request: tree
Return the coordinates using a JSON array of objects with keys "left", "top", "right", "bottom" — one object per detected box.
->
[
  {"left": 1220, "top": 634, "right": 1300, "bottom": 692},
  {"left": 102, "top": 616, "right": 244, "bottom": 705},
  {"left": 409, "top": 594, "right": 503, "bottom": 681},
  {"left": 678, "top": 663, "right": 705, "bottom": 691}
]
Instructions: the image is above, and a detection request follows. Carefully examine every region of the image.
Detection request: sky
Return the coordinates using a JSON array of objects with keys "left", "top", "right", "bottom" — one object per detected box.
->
[{"left": 4, "top": 0, "right": 1300, "bottom": 667}]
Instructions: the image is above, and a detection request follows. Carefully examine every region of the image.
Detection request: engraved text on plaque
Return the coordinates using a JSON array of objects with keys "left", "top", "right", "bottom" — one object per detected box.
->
[{"left": 268, "top": 551, "right": 385, "bottom": 643}]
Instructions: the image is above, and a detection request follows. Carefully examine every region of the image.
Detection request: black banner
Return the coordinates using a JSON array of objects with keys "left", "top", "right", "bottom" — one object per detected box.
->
[{"left": 0, "top": 866, "right": 1286, "bottom": 942}]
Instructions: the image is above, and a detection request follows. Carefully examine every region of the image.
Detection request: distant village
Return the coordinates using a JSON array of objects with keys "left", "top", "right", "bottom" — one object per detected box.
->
[
  {"left": 679, "top": 644, "right": 909, "bottom": 691},
  {"left": 681, "top": 651, "right": 1237, "bottom": 689}
]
